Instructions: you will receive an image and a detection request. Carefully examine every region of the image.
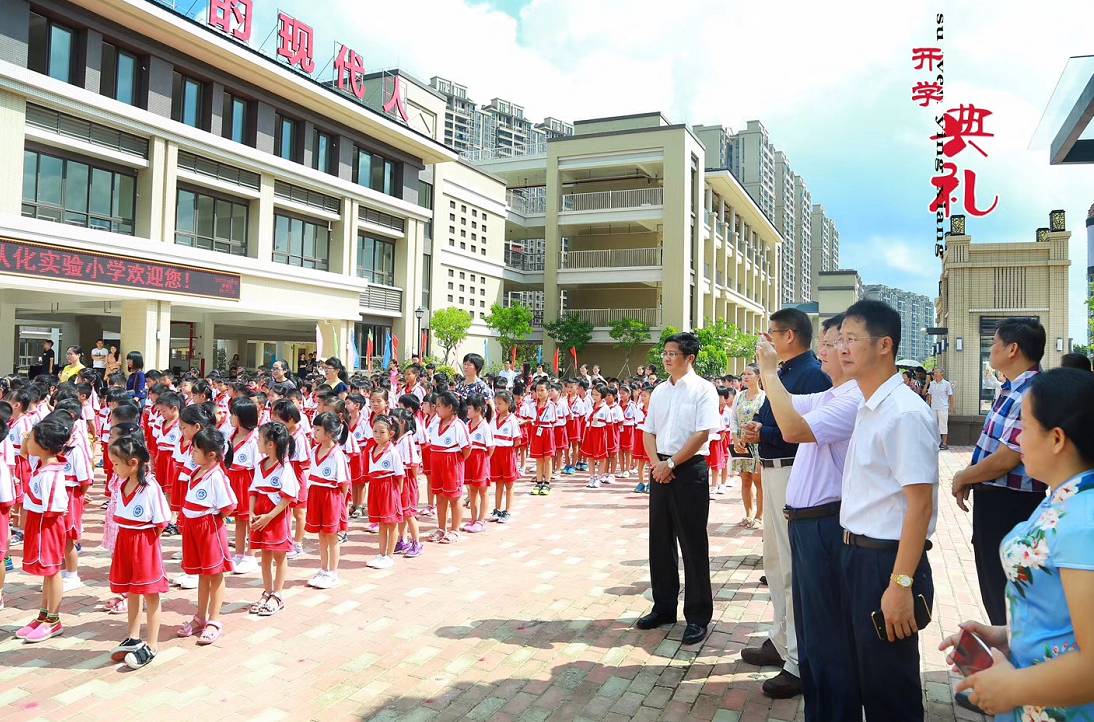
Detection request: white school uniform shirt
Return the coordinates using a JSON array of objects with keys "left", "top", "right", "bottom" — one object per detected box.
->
[
  {"left": 493, "top": 413, "right": 521, "bottom": 448},
  {"left": 396, "top": 433, "right": 419, "bottom": 466},
  {"left": 341, "top": 427, "right": 361, "bottom": 455},
  {"left": 468, "top": 418, "right": 494, "bottom": 451},
  {"left": 97, "top": 405, "right": 111, "bottom": 441},
  {"left": 427, "top": 416, "right": 470, "bottom": 453},
  {"left": 182, "top": 465, "right": 237, "bottom": 519},
  {"left": 1, "top": 436, "right": 15, "bottom": 470},
  {"left": 8, "top": 415, "right": 32, "bottom": 455},
  {"left": 553, "top": 399, "right": 569, "bottom": 428},
  {"left": 351, "top": 415, "right": 373, "bottom": 446},
  {"left": 61, "top": 444, "right": 93, "bottom": 489},
  {"left": 308, "top": 445, "right": 350, "bottom": 488},
  {"left": 414, "top": 416, "right": 429, "bottom": 447},
  {"left": 518, "top": 397, "right": 536, "bottom": 423},
  {"left": 289, "top": 427, "right": 311, "bottom": 463},
  {"left": 228, "top": 430, "right": 260, "bottom": 471},
  {"left": 589, "top": 403, "right": 612, "bottom": 428},
  {"left": 366, "top": 442, "right": 405, "bottom": 479},
  {"left": 840, "top": 373, "right": 939, "bottom": 540},
  {"left": 113, "top": 479, "right": 171, "bottom": 530},
  {"left": 24, "top": 462, "right": 69, "bottom": 514},
  {"left": 0, "top": 457, "right": 15, "bottom": 507},
  {"left": 157, "top": 420, "right": 182, "bottom": 458},
  {"left": 173, "top": 441, "right": 197, "bottom": 485},
  {"left": 532, "top": 402, "right": 558, "bottom": 434},
  {"left": 249, "top": 461, "right": 300, "bottom": 507},
  {"left": 297, "top": 410, "right": 312, "bottom": 436},
  {"left": 622, "top": 401, "right": 639, "bottom": 427},
  {"left": 608, "top": 403, "right": 625, "bottom": 424},
  {"left": 638, "top": 369, "right": 721, "bottom": 456}
]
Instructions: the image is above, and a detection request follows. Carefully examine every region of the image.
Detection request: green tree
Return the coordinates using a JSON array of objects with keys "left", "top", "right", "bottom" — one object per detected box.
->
[
  {"left": 1073, "top": 343, "right": 1090, "bottom": 358},
  {"left": 646, "top": 325, "right": 680, "bottom": 375},
  {"left": 485, "top": 303, "right": 534, "bottom": 361},
  {"left": 609, "top": 318, "right": 653, "bottom": 377},
  {"left": 430, "top": 307, "right": 473, "bottom": 364},
  {"left": 544, "top": 314, "right": 593, "bottom": 374}
]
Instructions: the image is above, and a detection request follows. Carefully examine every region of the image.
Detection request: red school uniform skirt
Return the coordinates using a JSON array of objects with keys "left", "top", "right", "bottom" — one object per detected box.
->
[
  {"left": 227, "top": 467, "right": 252, "bottom": 519},
  {"left": 632, "top": 428, "right": 649, "bottom": 461},
  {"left": 22, "top": 510, "right": 67, "bottom": 577},
  {"left": 429, "top": 450, "right": 465, "bottom": 500},
  {"left": 154, "top": 453, "right": 177, "bottom": 505},
  {"left": 291, "top": 460, "right": 311, "bottom": 510},
  {"left": 580, "top": 425, "right": 608, "bottom": 461},
  {"left": 401, "top": 465, "right": 420, "bottom": 518},
  {"left": 619, "top": 425, "right": 635, "bottom": 453},
  {"left": 552, "top": 425, "right": 568, "bottom": 451},
  {"left": 0, "top": 505, "right": 12, "bottom": 557},
  {"left": 350, "top": 449, "right": 368, "bottom": 489},
  {"left": 305, "top": 485, "right": 348, "bottom": 534},
  {"left": 566, "top": 415, "right": 581, "bottom": 443},
  {"left": 170, "top": 466, "right": 191, "bottom": 513},
  {"left": 109, "top": 527, "right": 169, "bottom": 594},
  {"left": 606, "top": 422, "right": 621, "bottom": 455},
  {"left": 490, "top": 447, "right": 519, "bottom": 483},
  {"left": 528, "top": 425, "right": 555, "bottom": 459},
  {"left": 706, "top": 432, "right": 727, "bottom": 472},
  {"left": 64, "top": 487, "right": 86, "bottom": 542},
  {"left": 367, "top": 476, "right": 403, "bottom": 525},
  {"left": 13, "top": 456, "right": 30, "bottom": 503},
  {"left": 519, "top": 423, "right": 531, "bottom": 450},
  {"left": 102, "top": 453, "right": 115, "bottom": 494},
  {"left": 180, "top": 513, "right": 234, "bottom": 575},
  {"left": 465, "top": 448, "right": 490, "bottom": 488},
  {"left": 249, "top": 494, "right": 294, "bottom": 552}
]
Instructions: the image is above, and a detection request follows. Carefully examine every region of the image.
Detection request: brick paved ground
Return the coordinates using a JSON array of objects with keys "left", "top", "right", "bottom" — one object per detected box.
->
[{"left": 1, "top": 449, "right": 991, "bottom": 722}]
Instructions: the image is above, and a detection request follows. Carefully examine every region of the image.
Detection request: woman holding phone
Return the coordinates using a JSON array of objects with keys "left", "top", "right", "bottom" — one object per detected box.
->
[
  {"left": 729, "top": 364, "right": 765, "bottom": 528},
  {"left": 939, "top": 368, "right": 1094, "bottom": 720}
]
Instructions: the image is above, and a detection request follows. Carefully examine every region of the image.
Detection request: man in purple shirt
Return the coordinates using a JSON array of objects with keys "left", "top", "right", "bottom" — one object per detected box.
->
[{"left": 755, "top": 313, "right": 863, "bottom": 719}]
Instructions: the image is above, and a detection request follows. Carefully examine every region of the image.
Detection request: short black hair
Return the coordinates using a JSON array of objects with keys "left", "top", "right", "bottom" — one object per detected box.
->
[
  {"left": 664, "top": 331, "right": 700, "bottom": 359},
  {"left": 821, "top": 313, "right": 845, "bottom": 333},
  {"left": 770, "top": 308, "right": 813, "bottom": 348},
  {"left": 462, "top": 353, "right": 484, "bottom": 373},
  {"left": 1028, "top": 368, "right": 1094, "bottom": 464},
  {"left": 1060, "top": 353, "right": 1092, "bottom": 372},
  {"left": 843, "top": 299, "right": 901, "bottom": 357},
  {"left": 996, "top": 318, "right": 1045, "bottom": 364},
  {"left": 126, "top": 351, "right": 144, "bottom": 370}
]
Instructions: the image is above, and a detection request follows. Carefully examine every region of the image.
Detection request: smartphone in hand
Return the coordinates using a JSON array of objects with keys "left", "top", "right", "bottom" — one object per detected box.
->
[
  {"left": 952, "top": 629, "right": 994, "bottom": 676},
  {"left": 871, "top": 593, "right": 932, "bottom": 641}
]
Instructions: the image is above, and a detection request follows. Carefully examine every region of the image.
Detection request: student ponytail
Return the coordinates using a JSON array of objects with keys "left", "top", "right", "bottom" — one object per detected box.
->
[
  {"left": 194, "top": 427, "right": 232, "bottom": 467},
  {"left": 466, "top": 393, "right": 493, "bottom": 423},
  {"left": 259, "top": 421, "right": 294, "bottom": 464},
  {"left": 108, "top": 434, "right": 152, "bottom": 488},
  {"left": 231, "top": 396, "right": 259, "bottom": 431},
  {"left": 272, "top": 398, "right": 301, "bottom": 425},
  {"left": 313, "top": 411, "right": 349, "bottom": 446}
]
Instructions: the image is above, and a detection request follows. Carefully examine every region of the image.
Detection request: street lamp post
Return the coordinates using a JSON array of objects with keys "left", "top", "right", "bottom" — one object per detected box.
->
[{"left": 415, "top": 306, "right": 427, "bottom": 358}]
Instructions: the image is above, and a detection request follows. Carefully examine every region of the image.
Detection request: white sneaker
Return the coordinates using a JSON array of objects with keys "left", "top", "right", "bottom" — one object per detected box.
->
[
  {"left": 233, "top": 556, "right": 259, "bottom": 575},
  {"left": 307, "top": 571, "right": 327, "bottom": 588},
  {"left": 373, "top": 556, "right": 394, "bottom": 570},
  {"left": 171, "top": 550, "right": 183, "bottom": 560},
  {"left": 62, "top": 574, "right": 83, "bottom": 592},
  {"left": 314, "top": 571, "right": 339, "bottom": 589},
  {"left": 603, "top": 475, "right": 615, "bottom": 484},
  {"left": 286, "top": 542, "right": 305, "bottom": 560},
  {"left": 551, "top": 473, "right": 561, "bottom": 481},
  {"left": 177, "top": 574, "right": 199, "bottom": 590},
  {"left": 620, "top": 471, "right": 631, "bottom": 479},
  {"left": 586, "top": 478, "right": 601, "bottom": 489},
  {"left": 366, "top": 556, "right": 385, "bottom": 569}
]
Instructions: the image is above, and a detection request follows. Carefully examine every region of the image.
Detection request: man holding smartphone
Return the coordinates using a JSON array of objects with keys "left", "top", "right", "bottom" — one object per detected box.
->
[{"left": 837, "top": 300, "right": 939, "bottom": 722}]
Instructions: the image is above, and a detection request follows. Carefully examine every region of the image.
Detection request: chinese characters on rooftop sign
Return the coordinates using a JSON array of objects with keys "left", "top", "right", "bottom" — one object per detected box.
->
[
  {"left": 0, "top": 238, "right": 241, "bottom": 300},
  {"left": 201, "top": 0, "right": 406, "bottom": 124},
  {"left": 911, "top": 14, "right": 998, "bottom": 257}
]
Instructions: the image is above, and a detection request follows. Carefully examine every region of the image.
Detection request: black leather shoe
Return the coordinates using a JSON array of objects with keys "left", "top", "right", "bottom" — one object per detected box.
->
[
  {"left": 761, "top": 669, "right": 802, "bottom": 699},
  {"left": 635, "top": 611, "right": 676, "bottom": 630},
  {"left": 759, "top": 575, "right": 768, "bottom": 586},
  {"left": 741, "top": 638, "right": 784, "bottom": 667},
  {"left": 681, "top": 623, "right": 707, "bottom": 645}
]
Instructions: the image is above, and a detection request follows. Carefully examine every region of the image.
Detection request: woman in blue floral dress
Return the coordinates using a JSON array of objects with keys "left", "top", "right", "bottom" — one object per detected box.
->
[{"left": 940, "top": 368, "right": 1094, "bottom": 721}]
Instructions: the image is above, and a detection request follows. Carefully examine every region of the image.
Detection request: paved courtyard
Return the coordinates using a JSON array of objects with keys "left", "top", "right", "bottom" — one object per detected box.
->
[{"left": 1, "top": 449, "right": 989, "bottom": 722}]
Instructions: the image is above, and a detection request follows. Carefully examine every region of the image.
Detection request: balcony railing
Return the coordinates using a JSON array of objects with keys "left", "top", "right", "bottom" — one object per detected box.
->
[
  {"left": 559, "top": 187, "right": 663, "bottom": 212},
  {"left": 563, "top": 307, "right": 662, "bottom": 327},
  {"left": 716, "top": 220, "right": 729, "bottom": 239},
  {"left": 704, "top": 210, "right": 716, "bottom": 227},
  {"left": 461, "top": 142, "right": 548, "bottom": 163},
  {"left": 506, "top": 189, "right": 546, "bottom": 215},
  {"left": 559, "top": 247, "right": 661, "bottom": 270},
  {"left": 359, "top": 284, "right": 403, "bottom": 312},
  {"left": 504, "top": 246, "right": 545, "bottom": 272},
  {"left": 504, "top": 300, "right": 543, "bottom": 325}
]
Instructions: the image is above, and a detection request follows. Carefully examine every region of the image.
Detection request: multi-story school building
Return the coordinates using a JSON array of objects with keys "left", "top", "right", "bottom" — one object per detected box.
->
[{"left": 0, "top": 0, "right": 781, "bottom": 377}]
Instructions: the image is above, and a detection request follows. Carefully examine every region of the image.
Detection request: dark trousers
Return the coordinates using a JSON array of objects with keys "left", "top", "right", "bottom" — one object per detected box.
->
[
  {"left": 649, "top": 456, "right": 713, "bottom": 626},
  {"left": 790, "top": 514, "right": 860, "bottom": 722},
  {"left": 840, "top": 543, "right": 934, "bottom": 722},
  {"left": 972, "top": 484, "right": 1045, "bottom": 625}
]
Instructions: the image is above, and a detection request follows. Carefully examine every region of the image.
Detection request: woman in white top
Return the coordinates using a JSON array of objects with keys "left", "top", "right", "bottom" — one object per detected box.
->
[{"left": 730, "top": 365, "right": 766, "bottom": 528}]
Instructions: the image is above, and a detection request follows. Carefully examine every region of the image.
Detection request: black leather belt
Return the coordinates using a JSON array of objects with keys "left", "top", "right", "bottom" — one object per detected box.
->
[
  {"left": 842, "top": 530, "right": 933, "bottom": 552},
  {"left": 784, "top": 501, "right": 841, "bottom": 521},
  {"left": 760, "top": 457, "right": 794, "bottom": 469},
  {"left": 656, "top": 454, "right": 704, "bottom": 468}
]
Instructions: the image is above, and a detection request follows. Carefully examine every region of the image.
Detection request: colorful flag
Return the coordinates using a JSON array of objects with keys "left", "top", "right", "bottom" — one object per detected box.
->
[
  {"left": 570, "top": 347, "right": 578, "bottom": 370},
  {"left": 553, "top": 347, "right": 560, "bottom": 374},
  {"left": 348, "top": 332, "right": 360, "bottom": 370},
  {"left": 510, "top": 345, "right": 517, "bottom": 366},
  {"left": 315, "top": 323, "right": 324, "bottom": 360},
  {"left": 537, "top": 345, "right": 543, "bottom": 366},
  {"left": 382, "top": 333, "right": 392, "bottom": 370},
  {"left": 365, "top": 329, "right": 374, "bottom": 372},
  {"left": 392, "top": 334, "right": 400, "bottom": 366}
]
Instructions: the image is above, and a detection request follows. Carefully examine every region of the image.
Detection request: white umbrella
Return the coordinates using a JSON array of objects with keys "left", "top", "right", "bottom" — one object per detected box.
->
[{"left": 895, "top": 358, "right": 922, "bottom": 367}]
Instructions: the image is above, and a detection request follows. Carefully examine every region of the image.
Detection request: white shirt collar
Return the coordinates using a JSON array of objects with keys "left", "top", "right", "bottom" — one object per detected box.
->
[
  {"left": 667, "top": 368, "right": 697, "bottom": 386},
  {"left": 863, "top": 373, "right": 905, "bottom": 411}
]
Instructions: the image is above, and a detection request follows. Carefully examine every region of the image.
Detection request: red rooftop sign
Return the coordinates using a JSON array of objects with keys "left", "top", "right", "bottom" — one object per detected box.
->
[{"left": 0, "top": 238, "right": 241, "bottom": 300}]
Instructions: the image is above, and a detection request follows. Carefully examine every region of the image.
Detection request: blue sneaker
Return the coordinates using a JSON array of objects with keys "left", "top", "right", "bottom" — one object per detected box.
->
[
  {"left": 576, "top": 462, "right": 588, "bottom": 472},
  {"left": 563, "top": 466, "right": 575, "bottom": 475},
  {"left": 634, "top": 481, "right": 646, "bottom": 493},
  {"left": 3, "top": 556, "right": 12, "bottom": 572}
]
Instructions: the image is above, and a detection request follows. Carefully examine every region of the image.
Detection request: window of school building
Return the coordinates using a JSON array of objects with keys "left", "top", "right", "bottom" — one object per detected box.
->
[
  {"left": 354, "top": 147, "right": 400, "bottom": 197},
  {"left": 171, "top": 71, "right": 207, "bottom": 129},
  {"left": 27, "top": 12, "right": 75, "bottom": 84},
  {"left": 22, "top": 147, "right": 136, "bottom": 234},
  {"left": 272, "top": 212, "right": 330, "bottom": 271},
  {"left": 356, "top": 234, "right": 395, "bottom": 286},
  {"left": 175, "top": 187, "right": 249, "bottom": 256},
  {"left": 222, "top": 92, "right": 251, "bottom": 146},
  {"left": 99, "top": 41, "right": 140, "bottom": 107}
]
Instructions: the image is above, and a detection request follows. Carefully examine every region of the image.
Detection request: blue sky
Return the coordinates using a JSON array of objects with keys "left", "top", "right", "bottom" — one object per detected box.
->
[{"left": 191, "top": 0, "right": 1094, "bottom": 340}]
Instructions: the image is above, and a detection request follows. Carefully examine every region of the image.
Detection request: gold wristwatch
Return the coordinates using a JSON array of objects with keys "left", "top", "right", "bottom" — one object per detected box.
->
[{"left": 891, "top": 574, "right": 913, "bottom": 589}]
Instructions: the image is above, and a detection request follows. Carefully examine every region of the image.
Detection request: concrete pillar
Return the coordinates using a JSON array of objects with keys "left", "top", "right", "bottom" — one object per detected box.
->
[
  {"left": 252, "top": 174, "right": 276, "bottom": 263},
  {"left": 0, "top": 90, "right": 26, "bottom": 215},
  {"left": 196, "top": 314, "right": 216, "bottom": 375},
  {"left": 0, "top": 292, "right": 15, "bottom": 375},
  {"left": 121, "top": 300, "right": 171, "bottom": 371}
]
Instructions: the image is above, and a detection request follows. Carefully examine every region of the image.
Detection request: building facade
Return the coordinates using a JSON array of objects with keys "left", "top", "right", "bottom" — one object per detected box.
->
[
  {"left": 793, "top": 174, "right": 814, "bottom": 302},
  {"left": 0, "top": 0, "right": 454, "bottom": 375},
  {"left": 809, "top": 204, "right": 839, "bottom": 298},
  {"left": 726, "top": 120, "right": 775, "bottom": 221},
  {"left": 428, "top": 76, "right": 484, "bottom": 157},
  {"left": 773, "top": 151, "right": 796, "bottom": 305},
  {"left": 471, "top": 112, "right": 781, "bottom": 373},
  {"left": 937, "top": 212, "right": 1071, "bottom": 417},
  {"left": 863, "top": 284, "right": 934, "bottom": 363}
]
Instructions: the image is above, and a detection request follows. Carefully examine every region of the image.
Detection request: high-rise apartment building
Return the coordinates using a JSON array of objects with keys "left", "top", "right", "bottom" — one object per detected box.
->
[
  {"left": 728, "top": 120, "right": 776, "bottom": 220},
  {"left": 773, "top": 152, "right": 796, "bottom": 305},
  {"left": 810, "top": 204, "right": 839, "bottom": 296},
  {"left": 429, "top": 76, "right": 485, "bottom": 156},
  {"left": 863, "top": 284, "right": 935, "bottom": 363},
  {"left": 793, "top": 174, "right": 813, "bottom": 303}
]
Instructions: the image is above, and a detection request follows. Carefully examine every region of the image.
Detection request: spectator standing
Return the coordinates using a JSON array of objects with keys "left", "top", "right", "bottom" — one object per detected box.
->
[
  {"left": 39, "top": 339, "right": 57, "bottom": 376},
  {"left": 928, "top": 368, "right": 955, "bottom": 449},
  {"left": 635, "top": 332, "right": 721, "bottom": 646},
  {"left": 59, "top": 346, "right": 86, "bottom": 383},
  {"left": 454, "top": 353, "right": 492, "bottom": 400},
  {"left": 740, "top": 308, "right": 831, "bottom": 698}
]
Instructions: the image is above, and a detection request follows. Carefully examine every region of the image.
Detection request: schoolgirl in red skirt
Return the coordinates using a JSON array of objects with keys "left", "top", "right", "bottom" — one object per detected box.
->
[
  {"left": 174, "top": 403, "right": 217, "bottom": 520},
  {"left": 490, "top": 392, "right": 521, "bottom": 523},
  {"left": 581, "top": 387, "right": 611, "bottom": 488},
  {"left": 631, "top": 389, "right": 652, "bottom": 492},
  {"left": 463, "top": 396, "right": 494, "bottom": 533},
  {"left": 270, "top": 399, "right": 309, "bottom": 560},
  {"left": 365, "top": 416, "right": 405, "bottom": 569},
  {"left": 226, "top": 397, "right": 260, "bottom": 574},
  {"left": 425, "top": 393, "right": 470, "bottom": 543},
  {"left": 712, "top": 388, "right": 735, "bottom": 495},
  {"left": 107, "top": 434, "right": 170, "bottom": 668},
  {"left": 414, "top": 400, "right": 435, "bottom": 518},
  {"left": 49, "top": 398, "right": 93, "bottom": 589},
  {"left": 551, "top": 388, "right": 569, "bottom": 477},
  {"left": 604, "top": 389, "right": 624, "bottom": 479},
  {"left": 528, "top": 381, "right": 557, "bottom": 495},
  {"left": 0, "top": 416, "right": 18, "bottom": 609},
  {"left": 152, "top": 393, "right": 182, "bottom": 515},
  {"left": 391, "top": 411, "right": 422, "bottom": 557},
  {"left": 177, "top": 427, "right": 237, "bottom": 645},
  {"left": 619, "top": 385, "right": 638, "bottom": 479},
  {"left": 16, "top": 414, "right": 71, "bottom": 643},
  {"left": 7, "top": 404, "right": 34, "bottom": 505},
  {"left": 247, "top": 423, "right": 300, "bottom": 617},
  {"left": 305, "top": 412, "right": 351, "bottom": 589},
  {"left": 345, "top": 394, "right": 372, "bottom": 517},
  {"left": 516, "top": 388, "right": 533, "bottom": 475}
]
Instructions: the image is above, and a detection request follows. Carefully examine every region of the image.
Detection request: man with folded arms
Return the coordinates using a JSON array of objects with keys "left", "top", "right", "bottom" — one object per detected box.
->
[
  {"left": 837, "top": 299, "right": 939, "bottom": 721},
  {"left": 755, "top": 313, "right": 864, "bottom": 721}
]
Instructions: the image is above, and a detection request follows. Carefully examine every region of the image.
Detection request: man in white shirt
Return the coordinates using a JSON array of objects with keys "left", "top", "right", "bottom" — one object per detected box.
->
[
  {"left": 837, "top": 300, "right": 939, "bottom": 722},
  {"left": 636, "top": 332, "right": 721, "bottom": 646},
  {"left": 90, "top": 339, "right": 109, "bottom": 384},
  {"left": 927, "top": 368, "right": 955, "bottom": 449},
  {"left": 755, "top": 313, "right": 864, "bottom": 720},
  {"left": 499, "top": 361, "right": 519, "bottom": 389}
]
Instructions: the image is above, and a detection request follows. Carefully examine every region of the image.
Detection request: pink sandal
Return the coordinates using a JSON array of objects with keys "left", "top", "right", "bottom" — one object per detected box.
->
[
  {"left": 197, "top": 620, "right": 223, "bottom": 645},
  {"left": 176, "top": 616, "right": 205, "bottom": 638},
  {"left": 105, "top": 597, "right": 128, "bottom": 615}
]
